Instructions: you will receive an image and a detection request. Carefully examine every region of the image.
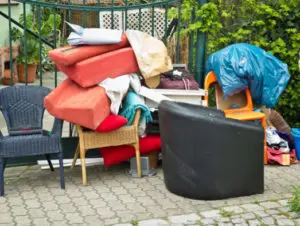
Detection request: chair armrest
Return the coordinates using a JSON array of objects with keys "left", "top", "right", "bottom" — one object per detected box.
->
[
  {"left": 51, "top": 118, "right": 64, "bottom": 136},
  {"left": 131, "top": 109, "right": 141, "bottom": 127}
]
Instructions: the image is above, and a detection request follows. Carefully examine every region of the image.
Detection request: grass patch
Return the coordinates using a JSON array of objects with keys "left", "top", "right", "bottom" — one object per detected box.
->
[
  {"left": 253, "top": 200, "right": 260, "bottom": 204},
  {"left": 220, "top": 209, "right": 233, "bottom": 217},
  {"left": 288, "top": 185, "right": 300, "bottom": 216},
  {"left": 131, "top": 220, "right": 138, "bottom": 226},
  {"left": 195, "top": 220, "right": 203, "bottom": 226}
]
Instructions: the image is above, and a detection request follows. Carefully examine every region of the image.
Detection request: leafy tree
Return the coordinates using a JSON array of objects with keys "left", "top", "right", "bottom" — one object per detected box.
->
[{"left": 170, "top": 0, "right": 300, "bottom": 126}]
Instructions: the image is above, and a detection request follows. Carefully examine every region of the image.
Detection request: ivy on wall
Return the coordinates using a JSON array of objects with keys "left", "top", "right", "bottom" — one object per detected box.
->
[{"left": 169, "top": 0, "right": 300, "bottom": 126}]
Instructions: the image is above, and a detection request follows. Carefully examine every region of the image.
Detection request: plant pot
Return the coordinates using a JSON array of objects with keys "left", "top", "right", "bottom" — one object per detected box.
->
[
  {"left": 17, "top": 63, "right": 37, "bottom": 83},
  {"left": 2, "top": 69, "right": 18, "bottom": 85}
]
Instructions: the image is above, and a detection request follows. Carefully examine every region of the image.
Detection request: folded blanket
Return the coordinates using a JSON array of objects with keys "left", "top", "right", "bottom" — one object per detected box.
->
[{"left": 120, "top": 91, "right": 152, "bottom": 136}]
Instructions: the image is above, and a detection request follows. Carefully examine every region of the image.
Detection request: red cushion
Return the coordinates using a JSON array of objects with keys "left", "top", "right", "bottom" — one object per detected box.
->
[
  {"left": 100, "top": 135, "right": 161, "bottom": 166},
  {"left": 96, "top": 114, "right": 128, "bottom": 132},
  {"left": 55, "top": 47, "right": 139, "bottom": 88},
  {"left": 48, "top": 33, "right": 130, "bottom": 66}
]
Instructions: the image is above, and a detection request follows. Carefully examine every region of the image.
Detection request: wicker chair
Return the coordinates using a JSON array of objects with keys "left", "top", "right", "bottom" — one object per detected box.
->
[
  {"left": 0, "top": 86, "right": 64, "bottom": 196},
  {"left": 71, "top": 110, "right": 141, "bottom": 185}
]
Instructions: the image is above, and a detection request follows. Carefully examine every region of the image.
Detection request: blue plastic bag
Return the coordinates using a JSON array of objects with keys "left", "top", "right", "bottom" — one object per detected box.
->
[{"left": 206, "top": 43, "right": 290, "bottom": 108}]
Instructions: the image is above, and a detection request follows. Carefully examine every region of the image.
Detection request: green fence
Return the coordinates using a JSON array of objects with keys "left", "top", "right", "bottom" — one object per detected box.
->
[{"left": 0, "top": 0, "right": 207, "bottom": 87}]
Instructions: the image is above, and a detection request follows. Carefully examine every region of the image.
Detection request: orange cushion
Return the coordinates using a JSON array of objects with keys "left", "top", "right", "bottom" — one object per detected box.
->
[
  {"left": 44, "top": 78, "right": 111, "bottom": 130},
  {"left": 48, "top": 33, "right": 130, "bottom": 66},
  {"left": 95, "top": 114, "right": 128, "bottom": 132},
  {"left": 56, "top": 47, "right": 140, "bottom": 88}
]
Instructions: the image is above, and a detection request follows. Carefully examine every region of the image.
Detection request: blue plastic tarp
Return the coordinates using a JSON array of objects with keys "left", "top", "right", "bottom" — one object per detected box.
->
[{"left": 206, "top": 43, "right": 291, "bottom": 108}]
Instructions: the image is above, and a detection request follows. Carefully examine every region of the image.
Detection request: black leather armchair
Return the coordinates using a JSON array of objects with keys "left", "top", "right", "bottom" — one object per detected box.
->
[{"left": 159, "top": 101, "right": 264, "bottom": 200}]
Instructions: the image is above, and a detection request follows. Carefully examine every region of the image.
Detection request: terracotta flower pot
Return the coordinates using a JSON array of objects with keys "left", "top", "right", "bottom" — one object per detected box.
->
[
  {"left": 17, "top": 63, "right": 37, "bottom": 83},
  {"left": 2, "top": 69, "right": 18, "bottom": 85}
]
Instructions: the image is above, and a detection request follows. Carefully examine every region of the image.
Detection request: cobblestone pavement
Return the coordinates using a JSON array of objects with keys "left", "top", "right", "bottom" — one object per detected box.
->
[{"left": 0, "top": 163, "right": 299, "bottom": 225}]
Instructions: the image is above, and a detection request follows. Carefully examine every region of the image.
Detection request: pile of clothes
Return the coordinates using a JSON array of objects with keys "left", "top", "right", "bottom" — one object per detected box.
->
[
  {"left": 265, "top": 109, "right": 298, "bottom": 165},
  {"left": 45, "top": 23, "right": 178, "bottom": 166}
]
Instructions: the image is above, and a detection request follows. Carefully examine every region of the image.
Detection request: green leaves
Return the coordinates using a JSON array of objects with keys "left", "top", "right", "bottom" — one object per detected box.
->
[{"left": 171, "top": 0, "right": 300, "bottom": 125}]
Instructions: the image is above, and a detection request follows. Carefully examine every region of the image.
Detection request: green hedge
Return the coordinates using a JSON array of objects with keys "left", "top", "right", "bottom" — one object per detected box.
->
[{"left": 170, "top": 0, "right": 300, "bottom": 126}]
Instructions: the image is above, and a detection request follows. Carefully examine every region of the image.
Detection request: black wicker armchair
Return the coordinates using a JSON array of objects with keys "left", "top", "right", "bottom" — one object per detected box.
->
[{"left": 0, "top": 86, "right": 64, "bottom": 196}]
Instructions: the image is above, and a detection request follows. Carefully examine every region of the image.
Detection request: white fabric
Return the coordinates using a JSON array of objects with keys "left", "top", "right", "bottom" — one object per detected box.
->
[
  {"left": 66, "top": 22, "right": 122, "bottom": 45},
  {"left": 99, "top": 73, "right": 141, "bottom": 115},
  {"left": 138, "top": 86, "right": 173, "bottom": 103}
]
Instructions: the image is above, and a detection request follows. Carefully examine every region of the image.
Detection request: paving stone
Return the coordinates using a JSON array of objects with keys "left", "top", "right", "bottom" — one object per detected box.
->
[
  {"left": 0, "top": 213, "right": 13, "bottom": 224},
  {"left": 89, "top": 198, "right": 107, "bottom": 208},
  {"left": 105, "top": 217, "right": 120, "bottom": 225},
  {"left": 47, "top": 210, "right": 65, "bottom": 221},
  {"left": 200, "top": 210, "right": 220, "bottom": 218},
  {"left": 7, "top": 197, "right": 24, "bottom": 206},
  {"left": 232, "top": 218, "right": 246, "bottom": 224},
  {"left": 138, "top": 219, "right": 169, "bottom": 226},
  {"left": 11, "top": 205, "right": 28, "bottom": 216},
  {"left": 84, "top": 215, "right": 104, "bottom": 224},
  {"left": 65, "top": 213, "right": 84, "bottom": 224},
  {"left": 77, "top": 205, "right": 96, "bottom": 216},
  {"left": 217, "top": 223, "right": 233, "bottom": 226},
  {"left": 217, "top": 217, "right": 231, "bottom": 222},
  {"left": 262, "top": 217, "right": 275, "bottom": 225},
  {"left": 14, "top": 216, "right": 32, "bottom": 225},
  {"left": 96, "top": 208, "right": 116, "bottom": 219},
  {"left": 28, "top": 208, "right": 46, "bottom": 219},
  {"left": 0, "top": 204, "right": 10, "bottom": 213},
  {"left": 55, "top": 196, "right": 72, "bottom": 204},
  {"left": 276, "top": 218, "right": 295, "bottom": 226},
  {"left": 59, "top": 203, "right": 78, "bottom": 213},
  {"left": 278, "top": 199, "right": 289, "bottom": 206},
  {"left": 42, "top": 201, "right": 58, "bottom": 211},
  {"left": 83, "top": 191, "right": 100, "bottom": 200},
  {"left": 168, "top": 213, "right": 201, "bottom": 224},
  {"left": 118, "top": 194, "right": 136, "bottom": 203},
  {"left": 32, "top": 218, "right": 51, "bottom": 226},
  {"left": 241, "top": 204, "right": 264, "bottom": 212},
  {"left": 248, "top": 219, "right": 261, "bottom": 226},
  {"left": 114, "top": 224, "right": 133, "bottom": 226},
  {"left": 223, "top": 206, "right": 244, "bottom": 214},
  {"left": 240, "top": 213, "right": 256, "bottom": 220},
  {"left": 254, "top": 210, "right": 268, "bottom": 218},
  {"left": 25, "top": 199, "right": 41, "bottom": 209},
  {"left": 199, "top": 218, "right": 215, "bottom": 225},
  {"left": 260, "top": 201, "right": 281, "bottom": 209},
  {"left": 266, "top": 209, "right": 279, "bottom": 215}
]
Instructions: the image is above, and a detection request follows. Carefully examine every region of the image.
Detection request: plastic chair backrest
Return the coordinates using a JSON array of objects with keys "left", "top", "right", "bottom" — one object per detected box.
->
[{"left": 204, "top": 71, "right": 253, "bottom": 111}]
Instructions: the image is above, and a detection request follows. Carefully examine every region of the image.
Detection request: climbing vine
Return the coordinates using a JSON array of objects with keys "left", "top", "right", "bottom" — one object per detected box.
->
[{"left": 169, "top": 0, "right": 300, "bottom": 126}]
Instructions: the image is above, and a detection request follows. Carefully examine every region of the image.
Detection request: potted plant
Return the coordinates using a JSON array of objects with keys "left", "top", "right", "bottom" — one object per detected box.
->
[{"left": 11, "top": 13, "right": 61, "bottom": 83}]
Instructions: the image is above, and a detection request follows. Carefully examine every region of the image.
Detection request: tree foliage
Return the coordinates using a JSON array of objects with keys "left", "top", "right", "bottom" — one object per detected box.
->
[{"left": 170, "top": 0, "right": 300, "bottom": 126}]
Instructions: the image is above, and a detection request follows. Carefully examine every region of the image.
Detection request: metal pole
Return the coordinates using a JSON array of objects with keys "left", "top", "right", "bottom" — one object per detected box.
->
[{"left": 195, "top": 0, "right": 207, "bottom": 87}]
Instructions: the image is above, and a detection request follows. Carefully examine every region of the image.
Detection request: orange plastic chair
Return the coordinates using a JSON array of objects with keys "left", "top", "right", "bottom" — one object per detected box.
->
[{"left": 204, "top": 71, "right": 268, "bottom": 164}]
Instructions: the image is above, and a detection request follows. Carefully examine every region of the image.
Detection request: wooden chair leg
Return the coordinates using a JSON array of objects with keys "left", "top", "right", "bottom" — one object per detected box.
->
[
  {"left": 71, "top": 144, "right": 80, "bottom": 168},
  {"left": 133, "top": 143, "right": 142, "bottom": 177},
  {"left": 79, "top": 146, "right": 87, "bottom": 186}
]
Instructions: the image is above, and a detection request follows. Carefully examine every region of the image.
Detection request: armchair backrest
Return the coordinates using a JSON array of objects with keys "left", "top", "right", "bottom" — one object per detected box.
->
[{"left": 0, "top": 85, "right": 51, "bottom": 135}]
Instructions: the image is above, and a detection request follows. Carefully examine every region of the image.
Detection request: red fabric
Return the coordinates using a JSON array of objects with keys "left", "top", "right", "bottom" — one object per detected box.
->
[
  {"left": 48, "top": 33, "right": 130, "bottom": 66},
  {"left": 55, "top": 47, "right": 139, "bottom": 88},
  {"left": 96, "top": 115, "right": 128, "bottom": 132},
  {"left": 267, "top": 147, "right": 298, "bottom": 165},
  {"left": 100, "top": 135, "right": 161, "bottom": 166}
]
